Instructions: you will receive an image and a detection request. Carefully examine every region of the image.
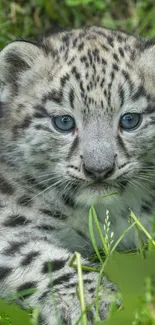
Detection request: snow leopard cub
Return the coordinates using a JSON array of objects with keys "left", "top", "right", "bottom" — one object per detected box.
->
[{"left": 0, "top": 25, "right": 155, "bottom": 324}]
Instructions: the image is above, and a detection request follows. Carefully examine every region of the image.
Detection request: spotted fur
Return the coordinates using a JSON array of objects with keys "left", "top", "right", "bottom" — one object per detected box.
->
[{"left": 0, "top": 26, "right": 155, "bottom": 324}]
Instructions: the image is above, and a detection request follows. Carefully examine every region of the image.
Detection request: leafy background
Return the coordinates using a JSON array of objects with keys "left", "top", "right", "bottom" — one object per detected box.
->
[
  {"left": 1, "top": 0, "right": 155, "bottom": 324},
  {"left": 1, "top": 0, "right": 155, "bottom": 48}
]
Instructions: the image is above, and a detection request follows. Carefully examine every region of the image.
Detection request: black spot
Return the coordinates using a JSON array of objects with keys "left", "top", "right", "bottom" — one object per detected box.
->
[
  {"left": 33, "top": 163, "right": 47, "bottom": 171},
  {"left": 2, "top": 241, "right": 26, "bottom": 256},
  {"left": 40, "top": 209, "right": 67, "bottom": 220},
  {"left": 60, "top": 73, "right": 70, "bottom": 87},
  {"left": 19, "top": 116, "right": 31, "bottom": 129},
  {"left": 71, "top": 66, "right": 81, "bottom": 81},
  {"left": 78, "top": 42, "right": 84, "bottom": 51},
  {"left": 21, "top": 251, "right": 40, "bottom": 266},
  {"left": 17, "top": 195, "right": 32, "bottom": 206},
  {"left": 68, "top": 56, "right": 76, "bottom": 65},
  {"left": 38, "top": 290, "right": 49, "bottom": 302},
  {"left": 113, "top": 53, "right": 119, "bottom": 62},
  {"left": 118, "top": 85, "right": 125, "bottom": 107},
  {"left": 132, "top": 85, "right": 146, "bottom": 101},
  {"left": 0, "top": 176, "right": 14, "bottom": 195},
  {"left": 3, "top": 215, "right": 30, "bottom": 227},
  {"left": 52, "top": 273, "right": 72, "bottom": 287},
  {"left": 118, "top": 47, "right": 125, "bottom": 57},
  {"left": 17, "top": 281, "right": 37, "bottom": 298},
  {"left": 107, "top": 36, "right": 114, "bottom": 47},
  {"left": 43, "top": 89, "right": 63, "bottom": 105},
  {"left": 34, "top": 105, "right": 49, "bottom": 118},
  {"left": 100, "top": 43, "right": 109, "bottom": 52},
  {"left": 62, "top": 34, "right": 70, "bottom": 45},
  {"left": 121, "top": 70, "right": 134, "bottom": 94},
  {"left": 69, "top": 88, "right": 75, "bottom": 109},
  {"left": 36, "top": 224, "right": 55, "bottom": 231},
  {"left": 42, "top": 259, "right": 66, "bottom": 274},
  {"left": 34, "top": 124, "right": 52, "bottom": 133},
  {"left": 62, "top": 194, "right": 75, "bottom": 208},
  {"left": 0, "top": 267, "right": 12, "bottom": 280},
  {"left": 112, "top": 63, "right": 119, "bottom": 71}
]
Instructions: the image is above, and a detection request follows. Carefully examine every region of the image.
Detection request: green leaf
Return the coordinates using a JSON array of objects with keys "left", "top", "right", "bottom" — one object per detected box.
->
[
  {"left": 101, "top": 251, "right": 155, "bottom": 324},
  {"left": 0, "top": 300, "right": 32, "bottom": 325}
]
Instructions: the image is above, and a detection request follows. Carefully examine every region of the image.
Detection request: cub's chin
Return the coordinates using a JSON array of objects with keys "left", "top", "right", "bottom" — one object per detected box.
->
[{"left": 75, "top": 183, "right": 118, "bottom": 207}]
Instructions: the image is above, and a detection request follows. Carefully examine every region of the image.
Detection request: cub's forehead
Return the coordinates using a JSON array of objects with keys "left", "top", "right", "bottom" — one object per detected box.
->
[{"left": 37, "top": 27, "right": 142, "bottom": 115}]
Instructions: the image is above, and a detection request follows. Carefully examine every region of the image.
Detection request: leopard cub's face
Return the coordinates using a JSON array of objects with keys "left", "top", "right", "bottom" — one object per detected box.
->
[{"left": 1, "top": 26, "right": 155, "bottom": 206}]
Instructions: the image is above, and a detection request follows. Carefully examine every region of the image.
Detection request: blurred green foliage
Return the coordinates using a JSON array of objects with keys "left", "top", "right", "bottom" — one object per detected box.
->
[{"left": 1, "top": 0, "right": 155, "bottom": 48}]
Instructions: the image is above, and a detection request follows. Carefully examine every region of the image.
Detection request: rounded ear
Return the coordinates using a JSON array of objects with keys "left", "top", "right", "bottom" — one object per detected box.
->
[{"left": 0, "top": 41, "right": 41, "bottom": 87}]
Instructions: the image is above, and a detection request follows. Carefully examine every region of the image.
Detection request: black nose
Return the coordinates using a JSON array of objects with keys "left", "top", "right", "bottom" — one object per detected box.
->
[{"left": 83, "top": 163, "right": 114, "bottom": 180}]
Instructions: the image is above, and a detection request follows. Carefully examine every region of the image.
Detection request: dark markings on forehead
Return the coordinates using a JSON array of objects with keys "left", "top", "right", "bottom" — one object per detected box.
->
[
  {"left": 107, "top": 36, "right": 114, "bottom": 47},
  {"left": 107, "top": 70, "right": 115, "bottom": 108},
  {"left": 100, "top": 43, "right": 110, "bottom": 52},
  {"left": 118, "top": 47, "right": 125, "bottom": 57},
  {"left": 113, "top": 53, "right": 120, "bottom": 62},
  {"left": 117, "top": 134, "right": 130, "bottom": 158},
  {"left": 43, "top": 89, "right": 63, "bottom": 105},
  {"left": 132, "top": 85, "right": 146, "bottom": 101},
  {"left": 61, "top": 34, "right": 71, "bottom": 45},
  {"left": 122, "top": 70, "right": 134, "bottom": 94},
  {"left": 69, "top": 88, "right": 75, "bottom": 109},
  {"left": 34, "top": 105, "right": 49, "bottom": 118},
  {"left": 78, "top": 42, "right": 84, "bottom": 51},
  {"left": 71, "top": 66, "right": 81, "bottom": 81},
  {"left": 118, "top": 85, "right": 125, "bottom": 107},
  {"left": 68, "top": 56, "right": 76, "bottom": 65},
  {"left": 60, "top": 73, "right": 70, "bottom": 87},
  {"left": 0, "top": 176, "right": 14, "bottom": 195},
  {"left": 113, "top": 63, "right": 119, "bottom": 71},
  {"left": 67, "top": 136, "right": 79, "bottom": 160}
]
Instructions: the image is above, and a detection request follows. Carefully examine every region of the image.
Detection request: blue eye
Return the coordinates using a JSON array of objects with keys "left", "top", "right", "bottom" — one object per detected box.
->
[
  {"left": 120, "top": 113, "right": 142, "bottom": 131},
  {"left": 52, "top": 115, "right": 75, "bottom": 132}
]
